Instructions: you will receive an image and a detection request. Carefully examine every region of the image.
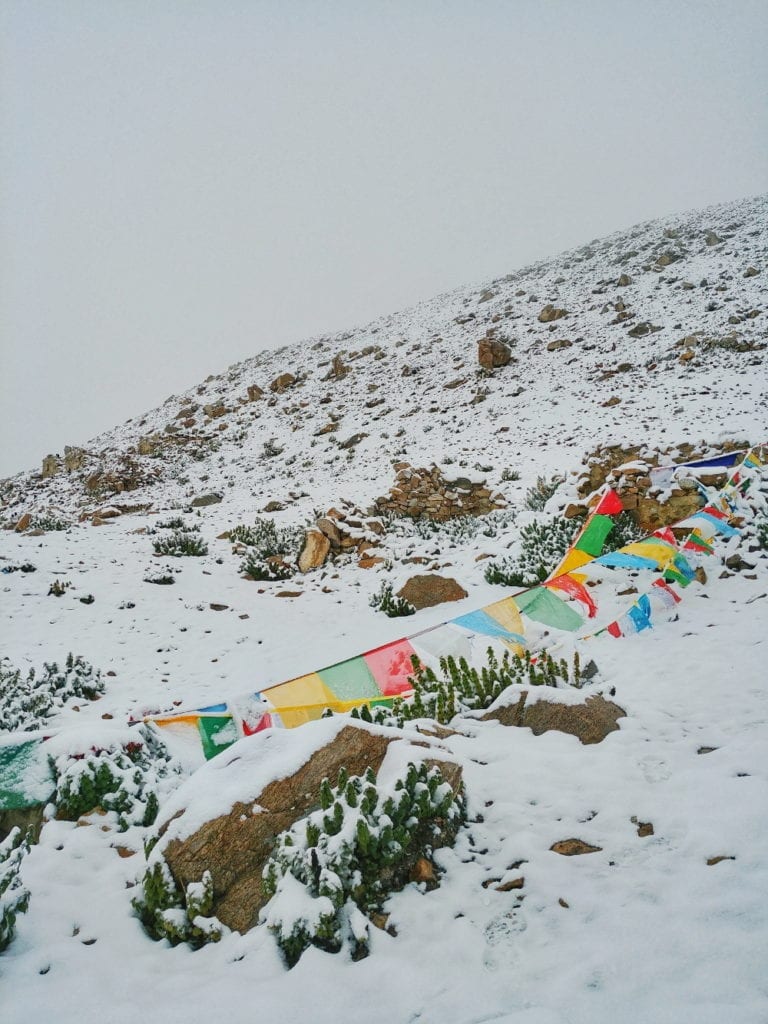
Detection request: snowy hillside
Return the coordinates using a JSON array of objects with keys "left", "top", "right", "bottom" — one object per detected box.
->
[{"left": 1, "top": 195, "right": 767, "bottom": 1023}]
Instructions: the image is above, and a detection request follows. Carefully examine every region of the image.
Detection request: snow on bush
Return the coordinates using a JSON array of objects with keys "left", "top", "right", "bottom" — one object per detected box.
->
[
  {"left": 152, "top": 530, "right": 208, "bottom": 556},
  {"left": 261, "top": 761, "right": 465, "bottom": 967},
  {"left": 354, "top": 648, "right": 584, "bottom": 728},
  {"left": 484, "top": 516, "right": 579, "bottom": 586},
  {"left": 369, "top": 581, "right": 415, "bottom": 618},
  {"left": 133, "top": 862, "right": 227, "bottom": 949},
  {"left": 0, "top": 827, "right": 31, "bottom": 952},
  {"left": 0, "top": 653, "right": 105, "bottom": 732},
  {"left": 49, "top": 724, "right": 179, "bottom": 831}
]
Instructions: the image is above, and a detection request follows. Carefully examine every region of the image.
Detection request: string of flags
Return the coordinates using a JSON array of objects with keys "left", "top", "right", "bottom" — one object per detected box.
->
[
  {"left": 1, "top": 447, "right": 763, "bottom": 792},
  {"left": 143, "top": 445, "right": 765, "bottom": 757}
]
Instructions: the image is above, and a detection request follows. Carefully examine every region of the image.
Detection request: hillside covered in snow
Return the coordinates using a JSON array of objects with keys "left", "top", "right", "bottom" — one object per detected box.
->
[{"left": 1, "top": 195, "right": 767, "bottom": 1024}]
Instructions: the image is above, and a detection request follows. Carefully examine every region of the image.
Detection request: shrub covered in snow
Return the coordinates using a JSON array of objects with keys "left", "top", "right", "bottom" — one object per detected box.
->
[
  {"left": 524, "top": 474, "right": 564, "bottom": 511},
  {"left": 369, "top": 581, "right": 415, "bottom": 618},
  {"left": 261, "top": 761, "right": 465, "bottom": 966},
  {"left": 354, "top": 648, "right": 582, "bottom": 727},
  {"left": 484, "top": 516, "right": 578, "bottom": 586},
  {"left": 0, "top": 827, "right": 31, "bottom": 952},
  {"left": 49, "top": 724, "right": 178, "bottom": 831},
  {"left": 0, "top": 653, "right": 105, "bottom": 732},
  {"left": 152, "top": 530, "right": 208, "bottom": 556},
  {"left": 240, "top": 550, "right": 294, "bottom": 581},
  {"left": 133, "top": 864, "right": 226, "bottom": 948},
  {"left": 229, "top": 518, "right": 304, "bottom": 559}
]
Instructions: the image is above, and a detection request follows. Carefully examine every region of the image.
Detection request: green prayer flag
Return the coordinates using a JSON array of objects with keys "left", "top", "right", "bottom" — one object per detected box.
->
[
  {"left": 513, "top": 587, "right": 585, "bottom": 631},
  {"left": 574, "top": 514, "right": 614, "bottom": 557},
  {"left": 196, "top": 716, "right": 238, "bottom": 760},
  {"left": 318, "top": 657, "right": 381, "bottom": 702},
  {"left": 0, "top": 739, "right": 54, "bottom": 811}
]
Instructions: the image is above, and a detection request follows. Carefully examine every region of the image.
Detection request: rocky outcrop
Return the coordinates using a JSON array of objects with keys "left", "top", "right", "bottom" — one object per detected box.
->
[
  {"left": 374, "top": 463, "right": 507, "bottom": 522},
  {"left": 64, "top": 446, "right": 87, "bottom": 473},
  {"left": 483, "top": 691, "right": 625, "bottom": 745},
  {"left": 396, "top": 574, "right": 468, "bottom": 611},
  {"left": 157, "top": 720, "right": 462, "bottom": 935},
  {"left": 546, "top": 338, "right": 572, "bottom": 352},
  {"left": 191, "top": 493, "right": 222, "bottom": 507}
]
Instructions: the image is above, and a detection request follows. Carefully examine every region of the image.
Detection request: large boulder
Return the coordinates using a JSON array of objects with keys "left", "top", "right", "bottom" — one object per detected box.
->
[
  {"left": 397, "top": 574, "right": 468, "bottom": 610},
  {"left": 297, "top": 528, "right": 331, "bottom": 572},
  {"left": 483, "top": 690, "right": 625, "bottom": 745},
  {"left": 154, "top": 719, "right": 462, "bottom": 934},
  {"left": 477, "top": 337, "right": 512, "bottom": 370},
  {"left": 538, "top": 304, "right": 568, "bottom": 323},
  {"left": 41, "top": 454, "right": 61, "bottom": 478},
  {"left": 269, "top": 372, "right": 297, "bottom": 394}
]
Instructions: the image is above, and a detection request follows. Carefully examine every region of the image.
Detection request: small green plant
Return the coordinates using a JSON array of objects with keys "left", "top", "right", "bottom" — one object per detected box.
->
[
  {"left": 0, "top": 827, "right": 31, "bottom": 952},
  {"left": 369, "top": 582, "right": 415, "bottom": 618},
  {"left": 500, "top": 469, "right": 521, "bottom": 483},
  {"left": 50, "top": 725, "right": 176, "bottom": 831},
  {"left": 156, "top": 517, "right": 200, "bottom": 532},
  {"left": 229, "top": 518, "right": 304, "bottom": 560},
  {"left": 261, "top": 761, "right": 465, "bottom": 967},
  {"left": 0, "top": 653, "right": 105, "bottom": 732},
  {"left": 152, "top": 531, "right": 208, "bottom": 556},
  {"left": 524, "top": 474, "right": 565, "bottom": 511},
  {"left": 484, "top": 516, "right": 578, "bottom": 587},
  {"left": 756, "top": 517, "right": 768, "bottom": 551},
  {"left": 30, "top": 515, "right": 69, "bottom": 532},
  {"left": 365, "top": 648, "right": 583, "bottom": 727},
  {"left": 133, "top": 864, "right": 226, "bottom": 948},
  {"left": 240, "top": 551, "right": 294, "bottom": 581}
]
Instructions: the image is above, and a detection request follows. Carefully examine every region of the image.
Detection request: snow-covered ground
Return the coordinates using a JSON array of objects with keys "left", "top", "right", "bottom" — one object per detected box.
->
[{"left": 1, "top": 195, "right": 767, "bottom": 1021}]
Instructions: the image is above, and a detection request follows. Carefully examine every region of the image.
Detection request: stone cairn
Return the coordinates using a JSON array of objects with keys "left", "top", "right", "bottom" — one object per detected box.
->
[{"left": 373, "top": 462, "right": 507, "bottom": 523}]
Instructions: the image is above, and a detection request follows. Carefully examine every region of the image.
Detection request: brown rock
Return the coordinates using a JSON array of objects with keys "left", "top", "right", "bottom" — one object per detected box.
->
[
  {"left": 410, "top": 857, "right": 437, "bottom": 885},
  {"left": 275, "top": 591, "right": 303, "bottom": 598},
  {"left": 602, "top": 396, "right": 621, "bottom": 407},
  {"left": 269, "top": 372, "right": 297, "bottom": 393},
  {"left": 316, "top": 517, "right": 343, "bottom": 547},
  {"left": 484, "top": 692, "right": 625, "bottom": 745},
  {"left": 64, "top": 446, "right": 87, "bottom": 472},
  {"left": 706, "top": 855, "right": 735, "bottom": 866},
  {"left": 743, "top": 267, "right": 760, "bottom": 278},
  {"left": 397, "top": 574, "right": 468, "bottom": 610},
  {"left": 547, "top": 338, "right": 572, "bottom": 352},
  {"left": 495, "top": 876, "right": 525, "bottom": 892},
  {"left": 538, "top": 304, "right": 568, "bottom": 323},
  {"left": 159, "top": 722, "right": 462, "bottom": 933},
  {"left": 42, "top": 454, "right": 61, "bottom": 478},
  {"left": 246, "top": 384, "right": 264, "bottom": 402},
  {"left": 14, "top": 512, "right": 32, "bottom": 532},
  {"left": 359, "top": 556, "right": 386, "bottom": 569},
  {"left": 550, "top": 839, "right": 602, "bottom": 856},
  {"left": 298, "top": 529, "right": 331, "bottom": 572},
  {"left": 616, "top": 274, "right": 632, "bottom": 287},
  {"left": 477, "top": 337, "right": 513, "bottom": 370}
]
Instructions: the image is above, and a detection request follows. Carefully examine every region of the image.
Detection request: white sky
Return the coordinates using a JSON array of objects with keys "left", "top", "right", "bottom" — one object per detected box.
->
[{"left": 1, "top": 0, "right": 766, "bottom": 478}]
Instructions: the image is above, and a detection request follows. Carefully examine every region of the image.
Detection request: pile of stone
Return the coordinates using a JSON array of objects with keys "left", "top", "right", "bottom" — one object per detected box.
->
[
  {"left": 374, "top": 462, "right": 507, "bottom": 522},
  {"left": 572, "top": 441, "right": 746, "bottom": 532},
  {"left": 299, "top": 502, "right": 387, "bottom": 572}
]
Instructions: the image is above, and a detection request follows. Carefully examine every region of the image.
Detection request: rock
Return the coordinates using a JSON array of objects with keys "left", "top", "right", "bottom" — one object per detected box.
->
[
  {"left": 316, "top": 516, "right": 343, "bottom": 547},
  {"left": 704, "top": 231, "right": 723, "bottom": 246},
  {"left": 137, "top": 435, "right": 160, "bottom": 456},
  {"left": 191, "top": 493, "right": 222, "bottom": 508},
  {"left": 564, "top": 503, "right": 588, "bottom": 519},
  {"left": 550, "top": 839, "right": 602, "bottom": 856},
  {"left": 628, "top": 322, "right": 653, "bottom": 338},
  {"left": 41, "top": 454, "right": 61, "bottom": 478},
  {"left": 157, "top": 720, "right": 462, "bottom": 934},
  {"left": 396, "top": 575, "right": 468, "bottom": 611},
  {"left": 679, "top": 348, "right": 696, "bottom": 363},
  {"left": 483, "top": 692, "right": 625, "bottom": 745},
  {"left": 246, "top": 384, "right": 264, "bottom": 402},
  {"left": 209, "top": 603, "right": 229, "bottom": 611},
  {"left": 339, "top": 433, "right": 368, "bottom": 450},
  {"left": 298, "top": 529, "right": 331, "bottom": 572},
  {"left": 655, "top": 251, "right": 680, "bottom": 267},
  {"left": 725, "top": 553, "right": 754, "bottom": 572},
  {"left": 538, "top": 304, "right": 568, "bottom": 323},
  {"left": 269, "top": 372, "right": 297, "bottom": 393},
  {"left": 410, "top": 857, "right": 437, "bottom": 885},
  {"left": 262, "top": 501, "right": 285, "bottom": 513},
  {"left": 14, "top": 512, "right": 32, "bottom": 532},
  {"left": 602, "top": 396, "right": 621, "bottom": 407},
  {"left": 358, "top": 556, "right": 386, "bottom": 569},
  {"left": 706, "top": 855, "right": 735, "bottom": 866},
  {"left": 546, "top": 338, "right": 572, "bottom": 352},
  {"left": 743, "top": 266, "right": 760, "bottom": 278},
  {"left": 325, "top": 354, "right": 350, "bottom": 380},
  {"left": 616, "top": 274, "right": 632, "bottom": 287},
  {"left": 477, "top": 337, "right": 513, "bottom": 369},
  {"left": 203, "top": 403, "right": 229, "bottom": 419},
  {"left": 495, "top": 876, "right": 525, "bottom": 892},
  {"left": 64, "top": 446, "right": 87, "bottom": 472}
]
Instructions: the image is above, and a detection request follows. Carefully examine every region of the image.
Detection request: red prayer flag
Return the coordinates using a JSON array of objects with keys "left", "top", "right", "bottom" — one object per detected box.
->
[
  {"left": 606, "top": 621, "right": 622, "bottom": 638},
  {"left": 595, "top": 488, "right": 623, "bottom": 516}
]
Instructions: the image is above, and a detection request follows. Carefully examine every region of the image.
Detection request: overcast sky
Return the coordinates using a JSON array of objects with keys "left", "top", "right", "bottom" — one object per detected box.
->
[{"left": 1, "top": 1, "right": 766, "bottom": 478}]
